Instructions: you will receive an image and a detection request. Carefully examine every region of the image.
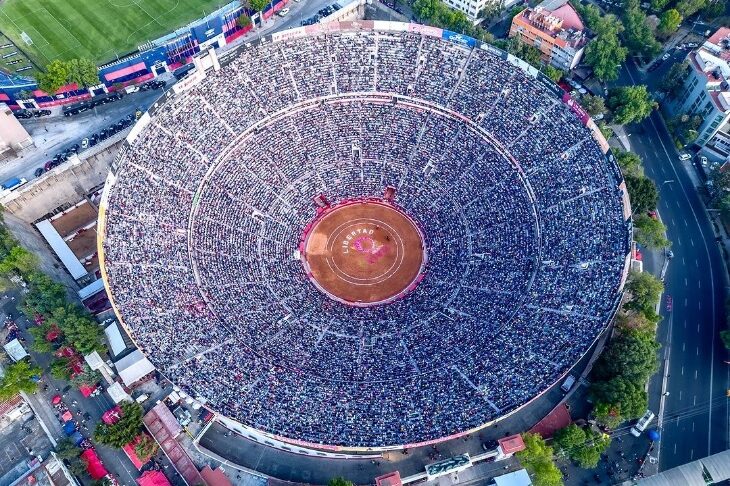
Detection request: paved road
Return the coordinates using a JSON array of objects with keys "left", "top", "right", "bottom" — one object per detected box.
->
[{"left": 616, "top": 59, "right": 729, "bottom": 471}]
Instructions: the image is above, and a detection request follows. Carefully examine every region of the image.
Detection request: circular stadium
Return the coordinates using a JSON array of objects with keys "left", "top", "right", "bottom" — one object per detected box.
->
[{"left": 98, "top": 22, "right": 631, "bottom": 449}]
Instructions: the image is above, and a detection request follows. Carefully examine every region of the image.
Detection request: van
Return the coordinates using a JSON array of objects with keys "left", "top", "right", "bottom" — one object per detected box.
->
[
  {"left": 124, "top": 85, "right": 140, "bottom": 94},
  {"left": 135, "top": 394, "right": 149, "bottom": 404},
  {"left": 561, "top": 375, "right": 576, "bottom": 392},
  {"left": 630, "top": 410, "right": 655, "bottom": 437}
]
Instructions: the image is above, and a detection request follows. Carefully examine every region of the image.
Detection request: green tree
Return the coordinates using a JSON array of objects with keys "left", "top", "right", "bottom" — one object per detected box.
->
[
  {"left": 623, "top": 270, "right": 664, "bottom": 320},
  {"left": 617, "top": 151, "right": 643, "bottom": 178},
  {"left": 675, "top": 0, "right": 707, "bottom": 17},
  {"left": 508, "top": 38, "right": 543, "bottom": 66},
  {"left": 328, "top": 478, "right": 355, "bottom": 486},
  {"left": 66, "top": 58, "right": 100, "bottom": 88},
  {"left": 584, "top": 15, "right": 627, "bottom": 82},
  {"left": 608, "top": 86, "right": 657, "bottom": 125},
  {"left": 66, "top": 456, "right": 87, "bottom": 477},
  {"left": 576, "top": 3, "right": 602, "bottom": 29},
  {"left": 134, "top": 434, "right": 159, "bottom": 461},
  {"left": 55, "top": 438, "right": 80, "bottom": 460},
  {"left": 593, "top": 401, "right": 624, "bottom": 428},
  {"left": 22, "top": 271, "right": 67, "bottom": 317},
  {"left": 657, "top": 9, "right": 682, "bottom": 37},
  {"left": 237, "top": 15, "right": 252, "bottom": 28},
  {"left": 616, "top": 310, "right": 657, "bottom": 334},
  {"left": 720, "top": 329, "right": 730, "bottom": 350},
  {"left": 553, "top": 424, "right": 611, "bottom": 468},
  {"left": 542, "top": 65, "right": 563, "bottom": 83},
  {"left": 37, "top": 60, "right": 70, "bottom": 95},
  {"left": 625, "top": 174, "right": 658, "bottom": 214},
  {"left": 0, "top": 360, "right": 41, "bottom": 399},
  {"left": 582, "top": 94, "right": 607, "bottom": 116},
  {"left": 50, "top": 357, "right": 72, "bottom": 380},
  {"left": 650, "top": 0, "right": 670, "bottom": 10},
  {"left": 94, "top": 402, "right": 144, "bottom": 448},
  {"left": 659, "top": 61, "right": 688, "bottom": 98},
  {"left": 249, "top": 0, "right": 269, "bottom": 12},
  {"left": 622, "top": 7, "right": 661, "bottom": 57},
  {"left": 70, "top": 364, "right": 102, "bottom": 388},
  {"left": 516, "top": 433, "right": 563, "bottom": 486},
  {"left": 634, "top": 214, "right": 671, "bottom": 249},
  {"left": 702, "top": 0, "right": 726, "bottom": 18},
  {"left": 590, "top": 376, "right": 647, "bottom": 420},
  {"left": 0, "top": 245, "right": 38, "bottom": 276},
  {"left": 591, "top": 329, "right": 659, "bottom": 384},
  {"left": 28, "top": 324, "right": 55, "bottom": 353}
]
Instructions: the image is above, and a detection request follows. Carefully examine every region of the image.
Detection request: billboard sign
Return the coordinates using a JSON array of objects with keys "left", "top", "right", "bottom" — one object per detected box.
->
[{"left": 442, "top": 30, "right": 476, "bottom": 48}]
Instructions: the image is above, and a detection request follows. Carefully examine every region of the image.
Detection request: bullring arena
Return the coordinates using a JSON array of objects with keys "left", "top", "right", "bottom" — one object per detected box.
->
[{"left": 98, "top": 21, "right": 632, "bottom": 449}]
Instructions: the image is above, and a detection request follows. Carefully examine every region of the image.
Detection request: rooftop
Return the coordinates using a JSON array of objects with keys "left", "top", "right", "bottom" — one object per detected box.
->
[{"left": 515, "top": 0, "right": 586, "bottom": 48}]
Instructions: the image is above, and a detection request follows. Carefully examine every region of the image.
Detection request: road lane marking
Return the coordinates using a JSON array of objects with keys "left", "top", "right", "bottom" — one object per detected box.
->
[
  {"left": 684, "top": 218, "right": 688, "bottom": 227},
  {"left": 693, "top": 422, "right": 695, "bottom": 432},
  {"left": 698, "top": 301, "right": 702, "bottom": 310},
  {"left": 680, "top": 390, "right": 683, "bottom": 400},
  {"left": 681, "top": 366, "right": 684, "bottom": 375},
  {"left": 695, "top": 369, "right": 698, "bottom": 380},
  {"left": 698, "top": 323, "right": 700, "bottom": 333},
  {"left": 694, "top": 395, "right": 697, "bottom": 405},
  {"left": 685, "top": 298, "right": 688, "bottom": 307},
  {"left": 691, "top": 449, "right": 694, "bottom": 460},
  {"left": 674, "top": 443, "right": 677, "bottom": 454},
  {"left": 685, "top": 277, "right": 688, "bottom": 286},
  {"left": 690, "top": 238, "right": 695, "bottom": 247},
  {"left": 697, "top": 347, "right": 700, "bottom": 356},
  {"left": 682, "top": 342, "right": 686, "bottom": 350}
]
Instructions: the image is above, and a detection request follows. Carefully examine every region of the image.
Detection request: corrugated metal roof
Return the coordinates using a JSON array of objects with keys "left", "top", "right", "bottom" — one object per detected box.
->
[{"left": 636, "top": 450, "right": 730, "bottom": 486}]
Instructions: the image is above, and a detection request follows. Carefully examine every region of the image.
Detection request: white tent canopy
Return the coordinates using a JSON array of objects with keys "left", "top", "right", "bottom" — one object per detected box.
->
[{"left": 114, "top": 350, "right": 155, "bottom": 387}]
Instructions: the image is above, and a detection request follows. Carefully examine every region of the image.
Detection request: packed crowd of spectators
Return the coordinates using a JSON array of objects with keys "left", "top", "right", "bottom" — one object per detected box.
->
[{"left": 101, "top": 26, "right": 630, "bottom": 447}]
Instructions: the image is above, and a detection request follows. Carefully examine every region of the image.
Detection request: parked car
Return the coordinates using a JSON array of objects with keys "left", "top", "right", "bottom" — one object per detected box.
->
[
  {"left": 278, "top": 7, "right": 290, "bottom": 16},
  {"left": 699, "top": 156, "right": 708, "bottom": 167},
  {"left": 33, "top": 167, "right": 44, "bottom": 177},
  {"left": 81, "top": 138, "right": 89, "bottom": 149},
  {"left": 678, "top": 152, "right": 691, "bottom": 161},
  {"left": 661, "top": 52, "right": 671, "bottom": 60}
]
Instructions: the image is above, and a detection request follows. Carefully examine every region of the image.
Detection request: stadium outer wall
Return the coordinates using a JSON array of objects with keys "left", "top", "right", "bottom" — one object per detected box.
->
[{"left": 96, "top": 21, "right": 634, "bottom": 454}]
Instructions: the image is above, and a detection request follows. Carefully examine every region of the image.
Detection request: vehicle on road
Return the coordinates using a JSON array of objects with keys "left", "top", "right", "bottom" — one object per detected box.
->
[
  {"left": 81, "top": 138, "right": 89, "bottom": 149},
  {"left": 33, "top": 168, "right": 44, "bottom": 178},
  {"left": 0, "top": 177, "right": 27, "bottom": 191},
  {"left": 687, "top": 42, "right": 698, "bottom": 48},
  {"left": 278, "top": 7, "right": 290, "bottom": 16},
  {"left": 666, "top": 249, "right": 674, "bottom": 258},
  {"left": 699, "top": 156, "right": 708, "bottom": 167},
  {"left": 661, "top": 52, "right": 671, "bottom": 60},
  {"left": 173, "top": 63, "right": 195, "bottom": 80},
  {"left": 561, "top": 374, "right": 576, "bottom": 392},
  {"left": 124, "top": 85, "right": 140, "bottom": 94},
  {"left": 678, "top": 152, "right": 691, "bottom": 161},
  {"left": 630, "top": 409, "right": 655, "bottom": 437}
]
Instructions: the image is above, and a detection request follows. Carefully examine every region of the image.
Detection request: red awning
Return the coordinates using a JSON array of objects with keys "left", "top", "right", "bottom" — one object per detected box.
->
[
  {"left": 136, "top": 470, "right": 171, "bottom": 486},
  {"left": 79, "top": 384, "right": 96, "bottom": 397},
  {"left": 81, "top": 449, "right": 108, "bottom": 480},
  {"left": 104, "top": 62, "right": 147, "bottom": 82},
  {"left": 51, "top": 395, "right": 62, "bottom": 405},
  {"left": 102, "top": 406, "right": 122, "bottom": 425}
]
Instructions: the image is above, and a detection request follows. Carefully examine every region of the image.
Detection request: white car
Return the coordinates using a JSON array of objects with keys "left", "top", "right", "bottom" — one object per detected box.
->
[
  {"left": 661, "top": 52, "right": 671, "bottom": 60},
  {"left": 678, "top": 152, "right": 691, "bottom": 161},
  {"left": 278, "top": 7, "right": 290, "bottom": 16},
  {"left": 81, "top": 138, "right": 89, "bottom": 149},
  {"left": 699, "top": 156, "right": 708, "bottom": 166}
]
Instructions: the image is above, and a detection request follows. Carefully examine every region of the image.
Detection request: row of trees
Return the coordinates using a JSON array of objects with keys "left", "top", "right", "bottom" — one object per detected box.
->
[
  {"left": 516, "top": 433, "right": 563, "bottom": 486},
  {"left": 0, "top": 217, "right": 105, "bottom": 397},
  {"left": 36, "top": 58, "right": 100, "bottom": 96},
  {"left": 590, "top": 271, "right": 664, "bottom": 428},
  {"left": 552, "top": 424, "right": 611, "bottom": 469}
]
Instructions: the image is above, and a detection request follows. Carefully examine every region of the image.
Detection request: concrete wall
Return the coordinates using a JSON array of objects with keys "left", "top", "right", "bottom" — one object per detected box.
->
[{"left": 0, "top": 140, "right": 122, "bottom": 223}]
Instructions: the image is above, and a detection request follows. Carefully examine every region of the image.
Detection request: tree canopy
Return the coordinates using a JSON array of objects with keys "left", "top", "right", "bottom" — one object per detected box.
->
[
  {"left": 657, "top": 9, "right": 682, "bottom": 37},
  {"left": 675, "top": 0, "right": 706, "bottom": 17},
  {"left": 625, "top": 174, "right": 658, "bottom": 214},
  {"left": 328, "top": 478, "right": 355, "bottom": 486},
  {"left": 66, "top": 58, "right": 100, "bottom": 88},
  {"left": 249, "top": 0, "right": 269, "bottom": 12},
  {"left": 553, "top": 424, "right": 611, "bottom": 468},
  {"left": 659, "top": 61, "right": 688, "bottom": 98},
  {"left": 581, "top": 94, "right": 607, "bottom": 116},
  {"left": 621, "top": 5, "right": 661, "bottom": 58},
  {"left": 624, "top": 270, "right": 664, "bottom": 321},
  {"left": 50, "top": 357, "right": 73, "bottom": 381},
  {"left": 592, "top": 329, "right": 659, "bottom": 384},
  {"left": 55, "top": 438, "right": 80, "bottom": 460},
  {"left": 134, "top": 434, "right": 159, "bottom": 462},
  {"left": 634, "top": 214, "right": 671, "bottom": 249},
  {"left": 608, "top": 86, "right": 657, "bottom": 125},
  {"left": 0, "top": 360, "right": 41, "bottom": 400},
  {"left": 721, "top": 330, "right": 730, "bottom": 350},
  {"left": 590, "top": 376, "right": 648, "bottom": 420},
  {"left": 37, "top": 60, "right": 70, "bottom": 95},
  {"left": 584, "top": 15, "right": 627, "bottom": 82},
  {"left": 516, "top": 433, "right": 563, "bottom": 486},
  {"left": 616, "top": 151, "right": 643, "bottom": 178},
  {"left": 94, "top": 402, "right": 144, "bottom": 448}
]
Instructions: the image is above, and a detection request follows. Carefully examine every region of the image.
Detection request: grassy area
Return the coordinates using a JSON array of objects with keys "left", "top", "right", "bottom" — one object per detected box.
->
[{"left": 0, "top": 0, "right": 231, "bottom": 69}]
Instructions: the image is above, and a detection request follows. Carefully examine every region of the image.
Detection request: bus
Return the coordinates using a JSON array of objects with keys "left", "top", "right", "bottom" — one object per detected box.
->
[
  {"left": 1, "top": 177, "right": 27, "bottom": 191},
  {"left": 630, "top": 410, "right": 655, "bottom": 437}
]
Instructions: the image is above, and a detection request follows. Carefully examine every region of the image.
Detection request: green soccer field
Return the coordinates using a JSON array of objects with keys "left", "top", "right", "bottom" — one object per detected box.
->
[{"left": 0, "top": 0, "right": 231, "bottom": 69}]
